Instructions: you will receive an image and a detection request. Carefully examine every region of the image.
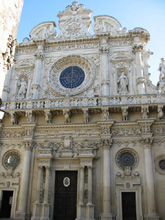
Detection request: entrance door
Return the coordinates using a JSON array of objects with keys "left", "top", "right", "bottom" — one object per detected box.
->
[
  {"left": 54, "top": 171, "right": 77, "bottom": 220},
  {"left": 0, "top": 190, "right": 13, "bottom": 218},
  {"left": 122, "top": 192, "right": 137, "bottom": 220}
]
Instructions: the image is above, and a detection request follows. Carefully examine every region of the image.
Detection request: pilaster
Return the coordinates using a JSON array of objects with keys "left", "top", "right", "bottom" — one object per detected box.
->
[
  {"left": 133, "top": 44, "right": 146, "bottom": 94},
  {"left": 32, "top": 44, "right": 44, "bottom": 99},
  {"left": 138, "top": 119, "right": 159, "bottom": 220},
  {"left": 100, "top": 38, "right": 110, "bottom": 96}
]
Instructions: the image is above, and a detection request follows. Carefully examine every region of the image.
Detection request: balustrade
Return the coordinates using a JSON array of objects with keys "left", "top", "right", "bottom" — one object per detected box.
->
[{"left": 3, "top": 94, "right": 165, "bottom": 111}]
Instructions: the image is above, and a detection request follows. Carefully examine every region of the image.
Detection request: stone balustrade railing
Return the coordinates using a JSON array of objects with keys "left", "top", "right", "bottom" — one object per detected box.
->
[{"left": 3, "top": 94, "right": 165, "bottom": 111}]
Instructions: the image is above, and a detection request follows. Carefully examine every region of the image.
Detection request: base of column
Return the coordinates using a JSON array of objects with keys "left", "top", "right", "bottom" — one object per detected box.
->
[
  {"left": 100, "top": 213, "right": 113, "bottom": 220},
  {"left": 15, "top": 211, "right": 30, "bottom": 220},
  {"left": 144, "top": 214, "right": 160, "bottom": 220},
  {"left": 86, "top": 203, "right": 95, "bottom": 220},
  {"left": 31, "top": 217, "right": 40, "bottom": 220},
  {"left": 31, "top": 202, "right": 42, "bottom": 220},
  {"left": 76, "top": 204, "right": 85, "bottom": 220},
  {"left": 40, "top": 218, "right": 50, "bottom": 220},
  {"left": 41, "top": 203, "right": 50, "bottom": 220}
]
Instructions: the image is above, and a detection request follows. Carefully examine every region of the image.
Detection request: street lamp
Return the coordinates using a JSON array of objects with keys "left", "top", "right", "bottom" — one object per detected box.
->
[{"left": 0, "top": 98, "right": 5, "bottom": 122}]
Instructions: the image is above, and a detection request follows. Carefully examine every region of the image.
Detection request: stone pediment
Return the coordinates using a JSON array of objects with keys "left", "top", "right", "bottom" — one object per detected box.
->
[
  {"left": 57, "top": 1, "right": 92, "bottom": 39},
  {"left": 29, "top": 21, "right": 57, "bottom": 41},
  {"left": 93, "top": 15, "right": 122, "bottom": 35}
]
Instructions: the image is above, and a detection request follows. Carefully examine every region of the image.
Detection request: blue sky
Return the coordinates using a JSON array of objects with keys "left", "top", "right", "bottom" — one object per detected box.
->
[{"left": 17, "top": 0, "right": 165, "bottom": 86}]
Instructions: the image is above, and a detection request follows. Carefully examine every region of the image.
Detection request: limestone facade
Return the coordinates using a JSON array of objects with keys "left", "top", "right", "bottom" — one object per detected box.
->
[
  {"left": 0, "top": 0, "right": 24, "bottom": 97},
  {"left": 0, "top": 2, "right": 165, "bottom": 220}
]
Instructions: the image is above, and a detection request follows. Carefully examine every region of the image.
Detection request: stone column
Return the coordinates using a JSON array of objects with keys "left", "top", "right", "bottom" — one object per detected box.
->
[
  {"left": 133, "top": 44, "right": 145, "bottom": 94},
  {"left": 142, "top": 137, "right": 159, "bottom": 220},
  {"left": 79, "top": 166, "right": 85, "bottom": 205},
  {"left": 77, "top": 166, "right": 85, "bottom": 220},
  {"left": 32, "top": 45, "right": 44, "bottom": 99},
  {"left": 101, "top": 139, "right": 113, "bottom": 220},
  {"left": 100, "top": 42, "right": 109, "bottom": 96},
  {"left": 86, "top": 166, "right": 95, "bottom": 220},
  {"left": 31, "top": 166, "right": 42, "bottom": 220},
  {"left": 87, "top": 166, "right": 93, "bottom": 205},
  {"left": 41, "top": 167, "right": 51, "bottom": 220},
  {"left": 16, "top": 141, "right": 33, "bottom": 219}
]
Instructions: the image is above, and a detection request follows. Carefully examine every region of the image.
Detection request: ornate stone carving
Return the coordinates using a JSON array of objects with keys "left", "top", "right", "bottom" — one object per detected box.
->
[
  {"left": 102, "top": 109, "right": 109, "bottom": 120},
  {"left": 3, "top": 35, "right": 18, "bottom": 70},
  {"left": 116, "top": 148, "right": 138, "bottom": 170},
  {"left": 57, "top": 2, "right": 92, "bottom": 39},
  {"left": 101, "top": 138, "right": 112, "bottom": 148},
  {"left": 23, "top": 141, "right": 34, "bottom": 151},
  {"left": 121, "top": 107, "right": 128, "bottom": 121},
  {"left": 141, "top": 106, "right": 149, "bottom": 119},
  {"left": 10, "top": 112, "right": 18, "bottom": 125},
  {"left": 112, "top": 127, "right": 141, "bottom": 136},
  {"left": 63, "top": 110, "right": 71, "bottom": 123},
  {"left": 93, "top": 15, "right": 121, "bottom": 35},
  {"left": 2, "top": 150, "right": 21, "bottom": 171},
  {"left": 83, "top": 109, "right": 89, "bottom": 123},
  {"left": 30, "top": 22, "right": 57, "bottom": 41},
  {"left": 157, "top": 105, "right": 164, "bottom": 120},
  {"left": 48, "top": 55, "right": 95, "bottom": 96},
  {"left": 44, "top": 110, "right": 52, "bottom": 124},
  {"left": 158, "top": 58, "right": 165, "bottom": 81},
  {"left": 63, "top": 136, "right": 72, "bottom": 149},
  {"left": 117, "top": 72, "right": 128, "bottom": 94},
  {"left": 26, "top": 111, "right": 33, "bottom": 123},
  {"left": 17, "top": 77, "right": 28, "bottom": 99}
]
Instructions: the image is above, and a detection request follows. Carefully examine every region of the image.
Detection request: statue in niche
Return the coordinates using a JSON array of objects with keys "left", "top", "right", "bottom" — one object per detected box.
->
[
  {"left": 17, "top": 78, "right": 27, "bottom": 99},
  {"left": 117, "top": 72, "right": 128, "bottom": 94},
  {"left": 158, "top": 58, "right": 165, "bottom": 81}
]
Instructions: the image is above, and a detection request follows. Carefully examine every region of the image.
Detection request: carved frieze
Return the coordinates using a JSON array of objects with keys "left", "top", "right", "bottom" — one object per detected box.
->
[{"left": 112, "top": 127, "right": 141, "bottom": 136}]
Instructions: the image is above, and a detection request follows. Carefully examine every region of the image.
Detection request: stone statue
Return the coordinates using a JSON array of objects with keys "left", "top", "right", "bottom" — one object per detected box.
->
[
  {"left": 17, "top": 78, "right": 27, "bottom": 98},
  {"left": 158, "top": 58, "right": 165, "bottom": 81},
  {"left": 117, "top": 72, "right": 128, "bottom": 93}
]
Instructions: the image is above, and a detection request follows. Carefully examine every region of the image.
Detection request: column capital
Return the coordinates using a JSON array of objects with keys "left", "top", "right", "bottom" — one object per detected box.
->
[
  {"left": 101, "top": 138, "right": 113, "bottom": 149},
  {"left": 23, "top": 140, "right": 34, "bottom": 151},
  {"left": 132, "top": 45, "right": 143, "bottom": 54},
  {"left": 140, "top": 136, "right": 153, "bottom": 148},
  {"left": 34, "top": 50, "right": 44, "bottom": 60},
  {"left": 99, "top": 45, "right": 109, "bottom": 54}
]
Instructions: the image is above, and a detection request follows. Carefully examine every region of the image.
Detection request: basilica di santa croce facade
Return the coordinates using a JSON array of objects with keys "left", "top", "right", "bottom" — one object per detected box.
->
[{"left": 0, "top": 1, "right": 165, "bottom": 220}]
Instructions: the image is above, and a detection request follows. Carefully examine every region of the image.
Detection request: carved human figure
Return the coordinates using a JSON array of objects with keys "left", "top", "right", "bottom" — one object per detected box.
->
[
  {"left": 17, "top": 78, "right": 27, "bottom": 98},
  {"left": 158, "top": 58, "right": 165, "bottom": 81},
  {"left": 117, "top": 72, "right": 128, "bottom": 93}
]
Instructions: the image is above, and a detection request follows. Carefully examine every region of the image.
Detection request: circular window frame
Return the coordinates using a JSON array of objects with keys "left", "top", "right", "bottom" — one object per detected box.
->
[
  {"left": 48, "top": 55, "right": 95, "bottom": 96},
  {"left": 2, "top": 150, "right": 21, "bottom": 170},
  {"left": 116, "top": 148, "right": 138, "bottom": 170},
  {"left": 155, "top": 155, "right": 165, "bottom": 175},
  {"left": 59, "top": 66, "right": 85, "bottom": 89}
]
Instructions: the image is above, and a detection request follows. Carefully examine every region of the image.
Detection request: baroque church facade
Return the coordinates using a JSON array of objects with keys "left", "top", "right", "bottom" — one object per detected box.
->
[{"left": 0, "top": 2, "right": 165, "bottom": 220}]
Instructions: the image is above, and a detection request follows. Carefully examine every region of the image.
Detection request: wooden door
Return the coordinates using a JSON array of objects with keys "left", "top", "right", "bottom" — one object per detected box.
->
[
  {"left": 122, "top": 192, "right": 137, "bottom": 220},
  {"left": 54, "top": 171, "right": 77, "bottom": 220}
]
